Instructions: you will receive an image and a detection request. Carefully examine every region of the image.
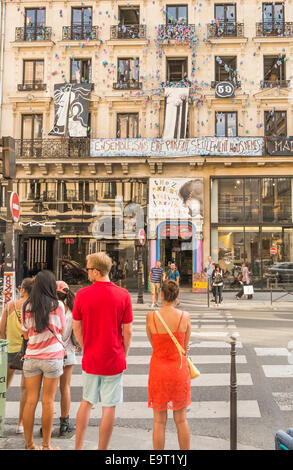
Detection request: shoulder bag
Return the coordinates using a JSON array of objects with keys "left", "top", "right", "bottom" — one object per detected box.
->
[
  {"left": 10, "top": 302, "right": 27, "bottom": 371},
  {"left": 155, "top": 311, "right": 200, "bottom": 380}
]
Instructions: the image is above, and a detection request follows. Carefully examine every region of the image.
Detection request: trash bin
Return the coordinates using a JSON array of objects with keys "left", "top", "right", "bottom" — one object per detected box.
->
[{"left": 0, "top": 339, "right": 9, "bottom": 438}]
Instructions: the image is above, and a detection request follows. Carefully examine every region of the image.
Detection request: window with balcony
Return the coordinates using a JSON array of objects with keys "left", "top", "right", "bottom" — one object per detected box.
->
[
  {"left": 21, "top": 114, "right": 43, "bottom": 157},
  {"left": 214, "top": 4, "right": 237, "bottom": 35},
  {"left": 71, "top": 7, "right": 92, "bottom": 40},
  {"left": 115, "top": 58, "right": 140, "bottom": 89},
  {"left": 119, "top": 7, "right": 140, "bottom": 25},
  {"left": 264, "top": 110, "right": 287, "bottom": 136},
  {"left": 117, "top": 113, "right": 139, "bottom": 138},
  {"left": 215, "top": 112, "right": 237, "bottom": 137},
  {"left": 24, "top": 8, "right": 46, "bottom": 41},
  {"left": 214, "top": 56, "right": 238, "bottom": 86},
  {"left": 111, "top": 7, "right": 145, "bottom": 39},
  {"left": 262, "top": 3, "right": 284, "bottom": 34},
  {"left": 19, "top": 60, "right": 45, "bottom": 91},
  {"left": 103, "top": 182, "right": 117, "bottom": 199},
  {"left": 70, "top": 59, "right": 92, "bottom": 84},
  {"left": 262, "top": 56, "right": 288, "bottom": 88},
  {"left": 167, "top": 58, "right": 187, "bottom": 82},
  {"left": 166, "top": 5, "right": 188, "bottom": 24}
]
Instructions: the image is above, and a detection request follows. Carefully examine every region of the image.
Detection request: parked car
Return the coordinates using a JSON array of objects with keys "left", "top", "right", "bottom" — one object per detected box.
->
[{"left": 265, "top": 262, "right": 293, "bottom": 283}]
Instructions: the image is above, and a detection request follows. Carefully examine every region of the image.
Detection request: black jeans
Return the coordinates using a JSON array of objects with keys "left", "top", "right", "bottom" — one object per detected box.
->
[{"left": 214, "top": 285, "right": 223, "bottom": 304}]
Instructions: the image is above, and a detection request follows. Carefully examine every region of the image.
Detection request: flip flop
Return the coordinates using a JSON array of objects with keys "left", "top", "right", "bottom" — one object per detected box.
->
[
  {"left": 25, "top": 444, "right": 42, "bottom": 450},
  {"left": 42, "top": 445, "right": 60, "bottom": 450}
]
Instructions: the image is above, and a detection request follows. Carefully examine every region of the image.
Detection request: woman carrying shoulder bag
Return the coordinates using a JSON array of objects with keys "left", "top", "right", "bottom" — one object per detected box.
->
[
  {"left": 22, "top": 270, "right": 66, "bottom": 450},
  {"left": 146, "top": 280, "right": 192, "bottom": 450},
  {"left": 0, "top": 278, "right": 34, "bottom": 434}
]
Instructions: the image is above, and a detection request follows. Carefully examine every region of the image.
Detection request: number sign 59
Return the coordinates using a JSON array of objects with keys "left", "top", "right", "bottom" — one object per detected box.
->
[{"left": 215, "top": 81, "right": 235, "bottom": 98}]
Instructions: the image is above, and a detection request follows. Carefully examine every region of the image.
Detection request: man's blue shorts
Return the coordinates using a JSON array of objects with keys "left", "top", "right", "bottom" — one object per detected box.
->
[{"left": 82, "top": 371, "right": 123, "bottom": 407}]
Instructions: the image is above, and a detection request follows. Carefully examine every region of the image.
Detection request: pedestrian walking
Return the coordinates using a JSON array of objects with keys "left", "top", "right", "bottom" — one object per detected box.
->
[
  {"left": 212, "top": 265, "right": 224, "bottom": 306},
  {"left": 205, "top": 256, "right": 214, "bottom": 291},
  {"left": 0, "top": 278, "right": 34, "bottom": 434},
  {"left": 166, "top": 263, "right": 180, "bottom": 305},
  {"left": 56, "top": 280, "right": 79, "bottom": 437},
  {"left": 236, "top": 263, "right": 252, "bottom": 300},
  {"left": 149, "top": 261, "right": 165, "bottom": 308},
  {"left": 146, "top": 280, "right": 191, "bottom": 450},
  {"left": 73, "top": 252, "right": 133, "bottom": 450},
  {"left": 21, "top": 270, "right": 66, "bottom": 450}
]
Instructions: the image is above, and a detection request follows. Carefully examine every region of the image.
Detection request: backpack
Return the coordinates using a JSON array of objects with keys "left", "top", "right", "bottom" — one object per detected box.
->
[{"left": 214, "top": 272, "right": 223, "bottom": 285}]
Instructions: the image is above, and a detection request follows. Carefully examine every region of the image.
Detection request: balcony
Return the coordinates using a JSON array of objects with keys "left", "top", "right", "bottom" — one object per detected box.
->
[
  {"left": 260, "top": 80, "right": 290, "bottom": 88},
  {"left": 207, "top": 22, "right": 244, "bottom": 38},
  {"left": 15, "top": 26, "right": 52, "bottom": 42},
  {"left": 256, "top": 22, "right": 293, "bottom": 37},
  {"left": 17, "top": 82, "right": 47, "bottom": 92},
  {"left": 113, "top": 80, "right": 142, "bottom": 90},
  {"left": 110, "top": 24, "right": 146, "bottom": 40},
  {"left": 16, "top": 138, "right": 90, "bottom": 159},
  {"left": 211, "top": 80, "right": 241, "bottom": 89},
  {"left": 157, "top": 24, "right": 196, "bottom": 44},
  {"left": 62, "top": 25, "right": 99, "bottom": 41}
]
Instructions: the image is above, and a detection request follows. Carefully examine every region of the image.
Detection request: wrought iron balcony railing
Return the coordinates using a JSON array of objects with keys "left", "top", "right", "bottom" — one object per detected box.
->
[
  {"left": 16, "top": 138, "right": 90, "bottom": 159},
  {"left": 260, "top": 79, "right": 290, "bottom": 88},
  {"left": 113, "top": 80, "right": 142, "bottom": 90},
  {"left": 157, "top": 23, "right": 196, "bottom": 42},
  {"left": 211, "top": 80, "right": 241, "bottom": 89},
  {"left": 256, "top": 21, "right": 293, "bottom": 37},
  {"left": 62, "top": 25, "right": 99, "bottom": 41},
  {"left": 207, "top": 22, "right": 244, "bottom": 38},
  {"left": 15, "top": 26, "right": 52, "bottom": 41},
  {"left": 110, "top": 24, "right": 146, "bottom": 39},
  {"left": 18, "top": 82, "right": 47, "bottom": 91}
]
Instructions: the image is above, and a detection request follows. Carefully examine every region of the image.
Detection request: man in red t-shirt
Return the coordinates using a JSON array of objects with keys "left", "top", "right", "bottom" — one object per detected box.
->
[{"left": 72, "top": 252, "right": 133, "bottom": 450}]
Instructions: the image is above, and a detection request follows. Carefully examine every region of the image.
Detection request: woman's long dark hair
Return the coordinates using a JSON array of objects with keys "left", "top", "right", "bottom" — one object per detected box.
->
[{"left": 23, "top": 270, "right": 59, "bottom": 333}]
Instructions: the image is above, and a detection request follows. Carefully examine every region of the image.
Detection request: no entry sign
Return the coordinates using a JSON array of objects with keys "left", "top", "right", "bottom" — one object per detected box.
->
[
  {"left": 10, "top": 191, "right": 20, "bottom": 222},
  {"left": 270, "top": 246, "right": 277, "bottom": 255}
]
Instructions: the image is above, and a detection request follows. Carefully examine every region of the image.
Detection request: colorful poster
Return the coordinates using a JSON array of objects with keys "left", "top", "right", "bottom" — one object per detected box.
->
[
  {"left": 149, "top": 178, "right": 204, "bottom": 220},
  {"left": 90, "top": 137, "right": 263, "bottom": 157}
]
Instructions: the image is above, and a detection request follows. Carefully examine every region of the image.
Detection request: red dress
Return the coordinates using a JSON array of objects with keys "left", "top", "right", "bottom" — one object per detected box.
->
[{"left": 148, "top": 311, "right": 191, "bottom": 411}]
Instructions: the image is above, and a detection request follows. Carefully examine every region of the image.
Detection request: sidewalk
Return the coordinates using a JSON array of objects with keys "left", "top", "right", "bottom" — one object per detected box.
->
[
  {"left": 130, "top": 291, "right": 293, "bottom": 312},
  {"left": 0, "top": 424, "right": 263, "bottom": 450}
]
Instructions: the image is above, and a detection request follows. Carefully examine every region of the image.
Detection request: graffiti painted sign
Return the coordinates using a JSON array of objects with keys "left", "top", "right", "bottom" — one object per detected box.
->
[
  {"left": 90, "top": 137, "right": 263, "bottom": 157},
  {"left": 3, "top": 272, "right": 14, "bottom": 305},
  {"left": 149, "top": 178, "right": 204, "bottom": 220}
]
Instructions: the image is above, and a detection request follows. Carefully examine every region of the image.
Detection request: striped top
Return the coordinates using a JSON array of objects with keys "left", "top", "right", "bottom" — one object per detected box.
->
[
  {"left": 150, "top": 267, "right": 164, "bottom": 283},
  {"left": 21, "top": 300, "right": 66, "bottom": 360}
]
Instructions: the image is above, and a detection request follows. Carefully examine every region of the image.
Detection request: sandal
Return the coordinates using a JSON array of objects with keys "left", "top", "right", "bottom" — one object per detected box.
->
[
  {"left": 25, "top": 444, "right": 42, "bottom": 450},
  {"left": 42, "top": 445, "right": 60, "bottom": 450}
]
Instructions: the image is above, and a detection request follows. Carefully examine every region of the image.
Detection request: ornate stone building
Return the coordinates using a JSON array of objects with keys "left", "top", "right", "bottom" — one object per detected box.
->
[{"left": 1, "top": 0, "right": 293, "bottom": 289}]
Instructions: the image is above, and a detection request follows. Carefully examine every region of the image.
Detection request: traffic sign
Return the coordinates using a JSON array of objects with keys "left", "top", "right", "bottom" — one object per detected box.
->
[
  {"left": 270, "top": 246, "right": 277, "bottom": 255},
  {"left": 138, "top": 229, "right": 146, "bottom": 246},
  {"left": 10, "top": 191, "right": 20, "bottom": 222}
]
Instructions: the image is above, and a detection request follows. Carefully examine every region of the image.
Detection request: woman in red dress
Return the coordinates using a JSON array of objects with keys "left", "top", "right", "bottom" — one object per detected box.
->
[{"left": 146, "top": 280, "right": 191, "bottom": 450}]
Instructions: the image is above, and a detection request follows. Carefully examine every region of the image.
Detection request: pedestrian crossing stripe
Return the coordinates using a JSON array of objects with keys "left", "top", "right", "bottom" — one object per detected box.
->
[
  {"left": 10, "top": 372, "right": 253, "bottom": 388},
  {"left": 129, "top": 341, "right": 243, "bottom": 348},
  {"left": 71, "top": 355, "right": 248, "bottom": 365},
  {"left": 254, "top": 348, "right": 290, "bottom": 356},
  {"left": 262, "top": 365, "right": 293, "bottom": 378},
  {"left": 4, "top": 400, "right": 261, "bottom": 419}
]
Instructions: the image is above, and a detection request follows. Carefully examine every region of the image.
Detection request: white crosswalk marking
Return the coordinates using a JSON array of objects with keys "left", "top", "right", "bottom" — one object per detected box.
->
[{"left": 5, "top": 310, "right": 260, "bottom": 422}]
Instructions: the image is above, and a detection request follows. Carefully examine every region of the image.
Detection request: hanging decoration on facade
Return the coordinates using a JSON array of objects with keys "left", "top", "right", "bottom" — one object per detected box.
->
[
  {"left": 49, "top": 83, "right": 91, "bottom": 137},
  {"left": 163, "top": 87, "right": 189, "bottom": 139}
]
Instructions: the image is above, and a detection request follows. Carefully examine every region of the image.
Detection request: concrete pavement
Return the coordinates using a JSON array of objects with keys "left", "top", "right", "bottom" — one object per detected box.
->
[{"left": 0, "top": 424, "right": 263, "bottom": 450}]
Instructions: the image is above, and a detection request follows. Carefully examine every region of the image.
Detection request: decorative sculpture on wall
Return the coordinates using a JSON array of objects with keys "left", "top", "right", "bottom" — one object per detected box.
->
[{"left": 163, "top": 87, "right": 189, "bottom": 139}]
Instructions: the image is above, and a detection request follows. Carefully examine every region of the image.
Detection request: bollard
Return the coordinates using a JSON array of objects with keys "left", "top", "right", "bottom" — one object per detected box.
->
[
  {"left": 270, "top": 282, "right": 273, "bottom": 306},
  {"left": 0, "top": 339, "right": 9, "bottom": 438},
  {"left": 230, "top": 333, "right": 239, "bottom": 450}
]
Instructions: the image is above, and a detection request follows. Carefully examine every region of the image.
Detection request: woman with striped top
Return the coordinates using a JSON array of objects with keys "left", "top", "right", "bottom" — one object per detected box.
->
[{"left": 21, "top": 270, "right": 66, "bottom": 450}]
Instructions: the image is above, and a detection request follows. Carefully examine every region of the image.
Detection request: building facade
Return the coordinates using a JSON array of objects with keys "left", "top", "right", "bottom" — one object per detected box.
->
[{"left": 1, "top": 0, "right": 293, "bottom": 290}]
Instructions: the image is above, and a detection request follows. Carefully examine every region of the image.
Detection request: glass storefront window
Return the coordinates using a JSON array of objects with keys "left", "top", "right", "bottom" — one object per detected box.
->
[
  {"left": 218, "top": 179, "right": 244, "bottom": 223},
  {"left": 262, "top": 178, "right": 291, "bottom": 223},
  {"left": 212, "top": 226, "right": 244, "bottom": 287},
  {"left": 244, "top": 227, "right": 261, "bottom": 282},
  {"left": 244, "top": 179, "right": 260, "bottom": 222}
]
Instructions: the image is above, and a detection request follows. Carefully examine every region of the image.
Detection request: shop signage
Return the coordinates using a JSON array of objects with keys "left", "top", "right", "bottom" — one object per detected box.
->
[
  {"left": 65, "top": 238, "right": 74, "bottom": 245},
  {"left": 10, "top": 192, "right": 20, "bottom": 222},
  {"left": 90, "top": 137, "right": 263, "bottom": 157},
  {"left": 159, "top": 223, "right": 193, "bottom": 239},
  {"left": 266, "top": 137, "right": 293, "bottom": 156},
  {"left": 215, "top": 81, "right": 235, "bottom": 98}
]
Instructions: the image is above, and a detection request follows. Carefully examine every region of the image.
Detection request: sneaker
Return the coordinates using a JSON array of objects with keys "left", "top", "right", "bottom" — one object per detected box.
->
[
  {"left": 151, "top": 303, "right": 155, "bottom": 309},
  {"left": 59, "top": 416, "right": 75, "bottom": 438}
]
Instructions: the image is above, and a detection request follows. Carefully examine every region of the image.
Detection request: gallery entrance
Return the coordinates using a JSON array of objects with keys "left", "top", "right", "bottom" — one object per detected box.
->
[{"left": 158, "top": 222, "right": 194, "bottom": 287}]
